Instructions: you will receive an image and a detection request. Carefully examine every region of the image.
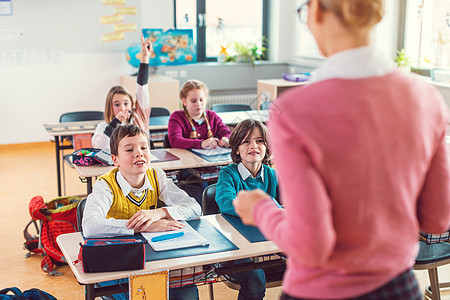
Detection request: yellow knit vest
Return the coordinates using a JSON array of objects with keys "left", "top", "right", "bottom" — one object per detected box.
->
[{"left": 100, "top": 168, "right": 164, "bottom": 220}]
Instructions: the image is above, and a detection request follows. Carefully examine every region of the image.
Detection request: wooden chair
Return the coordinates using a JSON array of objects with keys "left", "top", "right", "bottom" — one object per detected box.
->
[
  {"left": 163, "top": 133, "right": 171, "bottom": 148},
  {"left": 150, "top": 107, "right": 170, "bottom": 117},
  {"left": 414, "top": 240, "right": 450, "bottom": 300},
  {"left": 210, "top": 104, "right": 251, "bottom": 113},
  {"left": 76, "top": 198, "right": 86, "bottom": 232},
  {"left": 59, "top": 111, "right": 104, "bottom": 195},
  {"left": 59, "top": 111, "right": 104, "bottom": 123}
]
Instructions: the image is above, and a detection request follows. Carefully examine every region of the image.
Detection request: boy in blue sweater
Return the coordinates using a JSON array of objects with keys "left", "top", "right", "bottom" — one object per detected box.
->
[{"left": 215, "top": 119, "right": 279, "bottom": 300}]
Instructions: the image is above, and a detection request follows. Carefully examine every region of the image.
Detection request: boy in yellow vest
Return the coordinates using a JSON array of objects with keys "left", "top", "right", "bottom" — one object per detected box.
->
[{"left": 83, "top": 124, "right": 201, "bottom": 300}]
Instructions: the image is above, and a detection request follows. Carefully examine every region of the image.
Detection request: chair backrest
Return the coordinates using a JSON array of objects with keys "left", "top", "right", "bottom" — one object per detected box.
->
[
  {"left": 76, "top": 198, "right": 86, "bottom": 232},
  {"left": 202, "top": 184, "right": 219, "bottom": 215},
  {"left": 59, "top": 111, "right": 104, "bottom": 123},
  {"left": 210, "top": 104, "right": 252, "bottom": 113},
  {"left": 150, "top": 107, "right": 170, "bottom": 118},
  {"left": 163, "top": 133, "right": 171, "bottom": 148}
]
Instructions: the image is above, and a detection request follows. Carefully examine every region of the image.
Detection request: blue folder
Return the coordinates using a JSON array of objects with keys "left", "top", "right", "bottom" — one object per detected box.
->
[
  {"left": 221, "top": 214, "right": 267, "bottom": 243},
  {"left": 189, "top": 150, "right": 231, "bottom": 163},
  {"left": 108, "top": 218, "right": 238, "bottom": 261}
]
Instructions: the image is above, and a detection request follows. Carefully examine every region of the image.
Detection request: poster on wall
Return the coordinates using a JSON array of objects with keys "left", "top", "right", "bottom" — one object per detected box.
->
[
  {"left": 0, "top": 0, "right": 12, "bottom": 16},
  {"left": 142, "top": 28, "right": 196, "bottom": 66}
]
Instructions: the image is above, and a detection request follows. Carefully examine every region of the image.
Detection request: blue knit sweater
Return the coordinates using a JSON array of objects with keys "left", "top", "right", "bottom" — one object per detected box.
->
[{"left": 215, "top": 163, "right": 278, "bottom": 216}]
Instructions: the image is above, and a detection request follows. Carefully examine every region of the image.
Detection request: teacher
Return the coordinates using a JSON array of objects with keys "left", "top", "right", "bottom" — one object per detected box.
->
[{"left": 233, "top": 0, "right": 450, "bottom": 299}]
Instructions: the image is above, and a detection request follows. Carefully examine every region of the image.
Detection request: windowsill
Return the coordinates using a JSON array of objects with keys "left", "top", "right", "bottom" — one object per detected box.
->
[
  {"left": 156, "top": 60, "right": 288, "bottom": 69},
  {"left": 419, "top": 74, "right": 450, "bottom": 89}
]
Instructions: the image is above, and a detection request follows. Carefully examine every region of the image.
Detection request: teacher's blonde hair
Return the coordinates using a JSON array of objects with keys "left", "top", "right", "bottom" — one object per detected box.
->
[{"left": 321, "top": 0, "right": 384, "bottom": 31}]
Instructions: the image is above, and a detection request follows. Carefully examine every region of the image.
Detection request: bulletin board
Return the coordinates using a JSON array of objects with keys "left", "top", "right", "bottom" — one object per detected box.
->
[{"left": 0, "top": 0, "right": 141, "bottom": 53}]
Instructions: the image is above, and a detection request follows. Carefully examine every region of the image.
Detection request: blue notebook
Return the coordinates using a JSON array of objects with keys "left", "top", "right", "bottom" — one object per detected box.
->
[
  {"left": 189, "top": 149, "right": 232, "bottom": 163},
  {"left": 221, "top": 214, "right": 267, "bottom": 243}
]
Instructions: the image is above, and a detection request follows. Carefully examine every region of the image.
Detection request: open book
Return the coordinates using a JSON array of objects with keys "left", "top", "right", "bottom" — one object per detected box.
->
[{"left": 141, "top": 221, "right": 209, "bottom": 251}]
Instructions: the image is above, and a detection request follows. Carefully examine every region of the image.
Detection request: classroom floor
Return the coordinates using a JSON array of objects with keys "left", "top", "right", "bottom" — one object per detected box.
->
[{"left": 0, "top": 141, "right": 449, "bottom": 299}]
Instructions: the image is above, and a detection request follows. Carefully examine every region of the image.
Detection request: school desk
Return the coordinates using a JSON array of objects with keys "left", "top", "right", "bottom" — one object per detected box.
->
[
  {"left": 73, "top": 148, "right": 232, "bottom": 194},
  {"left": 44, "top": 110, "right": 268, "bottom": 196},
  {"left": 56, "top": 214, "right": 284, "bottom": 300}
]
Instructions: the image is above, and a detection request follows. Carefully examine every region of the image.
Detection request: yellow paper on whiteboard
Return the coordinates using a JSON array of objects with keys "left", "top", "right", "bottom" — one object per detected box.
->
[
  {"left": 130, "top": 270, "right": 168, "bottom": 300},
  {"left": 101, "top": 32, "right": 125, "bottom": 42},
  {"left": 115, "top": 7, "right": 137, "bottom": 15},
  {"left": 102, "top": 0, "right": 125, "bottom": 5},
  {"left": 114, "top": 23, "right": 137, "bottom": 32},
  {"left": 100, "top": 14, "right": 124, "bottom": 24}
]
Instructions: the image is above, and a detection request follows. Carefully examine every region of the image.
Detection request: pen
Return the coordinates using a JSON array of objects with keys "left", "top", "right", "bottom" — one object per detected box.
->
[
  {"left": 151, "top": 231, "right": 184, "bottom": 242},
  {"left": 271, "top": 198, "right": 283, "bottom": 209}
]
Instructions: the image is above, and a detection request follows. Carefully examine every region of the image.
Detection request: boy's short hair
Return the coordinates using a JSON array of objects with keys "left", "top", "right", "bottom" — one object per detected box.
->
[
  {"left": 110, "top": 124, "right": 148, "bottom": 156},
  {"left": 229, "top": 119, "right": 271, "bottom": 164}
]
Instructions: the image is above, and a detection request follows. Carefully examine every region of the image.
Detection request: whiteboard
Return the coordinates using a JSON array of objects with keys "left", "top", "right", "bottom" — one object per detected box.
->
[{"left": 0, "top": 0, "right": 141, "bottom": 52}]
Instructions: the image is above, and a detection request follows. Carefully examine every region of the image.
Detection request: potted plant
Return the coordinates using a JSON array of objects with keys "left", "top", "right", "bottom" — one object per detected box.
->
[
  {"left": 394, "top": 49, "right": 411, "bottom": 72},
  {"left": 226, "top": 40, "right": 266, "bottom": 65}
]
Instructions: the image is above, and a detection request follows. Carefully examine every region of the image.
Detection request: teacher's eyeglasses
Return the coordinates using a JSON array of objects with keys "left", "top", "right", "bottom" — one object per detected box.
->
[{"left": 297, "top": 0, "right": 311, "bottom": 23}]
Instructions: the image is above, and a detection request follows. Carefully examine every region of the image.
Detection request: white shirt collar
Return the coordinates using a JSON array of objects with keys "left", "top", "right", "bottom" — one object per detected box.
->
[
  {"left": 310, "top": 46, "right": 396, "bottom": 83},
  {"left": 116, "top": 170, "right": 154, "bottom": 196},
  {"left": 194, "top": 117, "right": 205, "bottom": 125},
  {"left": 237, "top": 162, "right": 264, "bottom": 182}
]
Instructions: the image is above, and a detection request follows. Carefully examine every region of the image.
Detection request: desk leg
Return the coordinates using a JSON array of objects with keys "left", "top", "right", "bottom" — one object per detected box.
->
[
  {"left": 87, "top": 177, "right": 92, "bottom": 195},
  {"left": 208, "top": 282, "right": 214, "bottom": 300},
  {"left": 85, "top": 284, "right": 95, "bottom": 300},
  {"left": 55, "top": 136, "right": 62, "bottom": 196}
]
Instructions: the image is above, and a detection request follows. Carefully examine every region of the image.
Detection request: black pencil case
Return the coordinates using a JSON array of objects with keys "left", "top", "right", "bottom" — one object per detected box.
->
[{"left": 77, "top": 238, "right": 146, "bottom": 273}]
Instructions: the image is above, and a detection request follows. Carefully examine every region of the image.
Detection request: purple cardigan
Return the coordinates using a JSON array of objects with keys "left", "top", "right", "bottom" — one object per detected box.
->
[{"left": 168, "top": 110, "right": 231, "bottom": 149}]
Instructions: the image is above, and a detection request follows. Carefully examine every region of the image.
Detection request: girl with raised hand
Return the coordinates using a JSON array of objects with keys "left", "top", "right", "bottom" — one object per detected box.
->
[{"left": 92, "top": 34, "right": 152, "bottom": 153}]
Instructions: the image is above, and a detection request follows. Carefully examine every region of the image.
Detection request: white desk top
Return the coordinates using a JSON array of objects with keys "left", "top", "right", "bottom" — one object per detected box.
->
[
  {"left": 56, "top": 214, "right": 280, "bottom": 285},
  {"left": 73, "top": 148, "right": 232, "bottom": 178}
]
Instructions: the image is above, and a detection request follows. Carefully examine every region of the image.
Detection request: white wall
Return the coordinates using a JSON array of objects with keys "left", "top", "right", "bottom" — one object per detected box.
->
[
  {"left": 0, "top": 53, "right": 131, "bottom": 144},
  {"left": 1, "top": 1, "right": 448, "bottom": 145},
  {"left": 0, "top": 1, "right": 173, "bottom": 145}
]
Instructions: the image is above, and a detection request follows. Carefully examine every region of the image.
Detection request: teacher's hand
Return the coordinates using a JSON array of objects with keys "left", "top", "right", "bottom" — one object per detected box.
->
[{"left": 233, "top": 189, "right": 269, "bottom": 226}]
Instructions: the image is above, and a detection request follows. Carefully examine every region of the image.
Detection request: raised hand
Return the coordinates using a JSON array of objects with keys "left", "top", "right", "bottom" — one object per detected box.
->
[{"left": 141, "top": 33, "right": 152, "bottom": 64}]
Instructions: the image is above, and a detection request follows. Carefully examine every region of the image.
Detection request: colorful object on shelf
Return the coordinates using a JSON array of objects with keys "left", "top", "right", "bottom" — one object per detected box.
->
[
  {"left": 142, "top": 28, "right": 196, "bottom": 66},
  {"left": 126, "top": 42, "right": 142, "bottom": 68},
  {"left": 283, "top": 73, "right": 310, "bottom": 82}
]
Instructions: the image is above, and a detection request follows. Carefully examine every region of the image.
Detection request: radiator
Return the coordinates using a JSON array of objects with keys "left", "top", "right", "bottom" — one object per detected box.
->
[{"left": 207, "top": 94, "right": 258, "bottom": 110}]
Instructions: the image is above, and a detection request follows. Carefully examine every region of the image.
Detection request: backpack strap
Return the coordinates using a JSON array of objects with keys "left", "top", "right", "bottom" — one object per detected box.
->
[
  {"left": 0, "top": 287, "right": 26, "bottom": 300},
  {"left": 23, "top": 288, "right": 57, "bottom": 300}
]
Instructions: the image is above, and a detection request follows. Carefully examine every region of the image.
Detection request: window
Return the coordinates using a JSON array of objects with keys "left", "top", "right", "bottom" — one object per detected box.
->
[
  {"left": 174, "top": 0, "right": 269, "bottom": 62},
  {"left": 293, "top": 0, "right": 400, "bottom": 61},
  {"left": 404, "top": 0, "right": 450, "bottom": 68},
  {"left": 293, "top": 0, "right": 321, "bottom": 59}
]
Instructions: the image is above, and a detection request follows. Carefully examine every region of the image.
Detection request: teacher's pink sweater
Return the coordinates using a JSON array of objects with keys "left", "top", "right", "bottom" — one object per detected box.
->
[{"left": 255, "top": 70, "right": 450, "bottom": 299}]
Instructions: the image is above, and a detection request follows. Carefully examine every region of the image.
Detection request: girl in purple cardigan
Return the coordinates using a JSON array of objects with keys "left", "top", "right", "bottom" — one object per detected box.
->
[{"left": 168, "top": 80, "right": 231, "bottom": 149}]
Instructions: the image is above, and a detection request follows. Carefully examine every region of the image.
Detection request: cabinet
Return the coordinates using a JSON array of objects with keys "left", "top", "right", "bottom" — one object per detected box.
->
[
  {"left": 121, "top": 74, "right": 180, "bottom": 113},
  {"left": 257, "top": 79, "right": 307, "bottom": 109}
]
